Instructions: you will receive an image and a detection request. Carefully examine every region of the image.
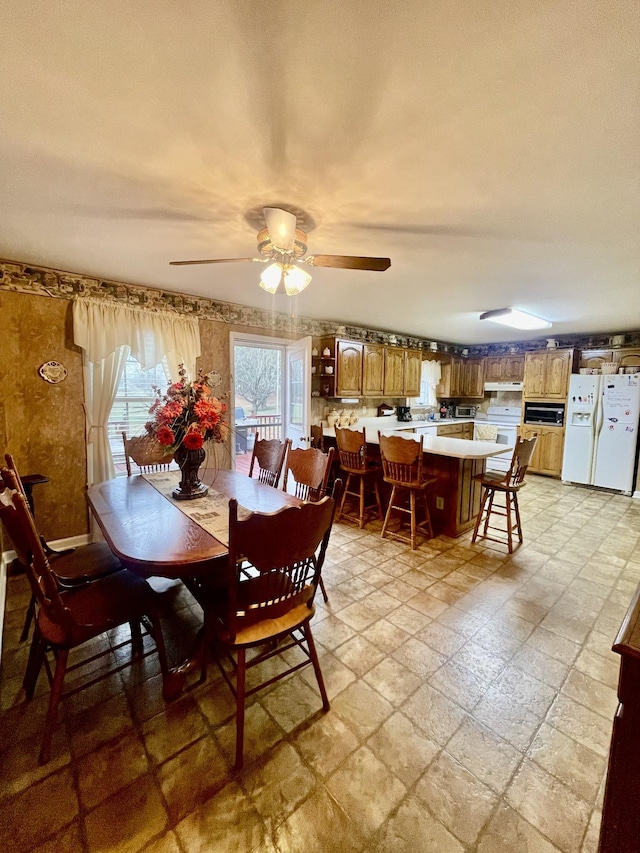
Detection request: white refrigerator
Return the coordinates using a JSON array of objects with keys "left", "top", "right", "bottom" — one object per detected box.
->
[{"left": 562, "top": 374, "right": 640, "bottom": 493}]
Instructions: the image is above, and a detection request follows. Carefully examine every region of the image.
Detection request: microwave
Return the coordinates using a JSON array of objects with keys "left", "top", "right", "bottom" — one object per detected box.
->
[
  {"left": 523, "top": 402, "right": 565, "bottom": 426},
  {"left": 455, "top": 405, "right": 478, "bottom": 418}
]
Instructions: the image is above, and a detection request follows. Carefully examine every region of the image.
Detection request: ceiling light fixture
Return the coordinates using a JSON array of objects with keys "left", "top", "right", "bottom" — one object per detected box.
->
[
  {"left": 479, "top": 308, "right": 552, "bottom": 330},
  {"left": 259, "top": 262, "right": 312, "bottom": 296}
]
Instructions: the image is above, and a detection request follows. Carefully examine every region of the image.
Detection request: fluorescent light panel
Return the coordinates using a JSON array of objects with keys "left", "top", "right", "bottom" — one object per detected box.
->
[{"left": 479, "top": 308, "right": 552, "bottom": 330}]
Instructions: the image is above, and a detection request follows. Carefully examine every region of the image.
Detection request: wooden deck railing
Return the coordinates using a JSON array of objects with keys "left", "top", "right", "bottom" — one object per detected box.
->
[{"left": 246, "top": 415, "right": 282, "bottom": 441}]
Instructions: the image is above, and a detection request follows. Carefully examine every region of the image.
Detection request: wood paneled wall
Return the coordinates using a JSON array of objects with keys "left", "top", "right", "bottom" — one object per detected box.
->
[{"left": 0, "top": 289, "right": 297, "bottom": 543}]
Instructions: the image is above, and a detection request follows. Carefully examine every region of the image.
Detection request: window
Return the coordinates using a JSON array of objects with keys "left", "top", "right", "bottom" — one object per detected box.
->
[
  {"left": 108, "top": 355, "right": 169, "bottom": 472},
  {"left": 412, "top": 360, "right": 442, "bottom": 408}
]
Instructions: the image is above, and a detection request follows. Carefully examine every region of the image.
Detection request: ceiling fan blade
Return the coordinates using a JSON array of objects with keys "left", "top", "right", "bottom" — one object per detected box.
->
[
  {"left": 169, "top": 258, "right": 256, "bottom": 266},
  {"left": 306, "top": 255, "right": 391, "bottom": 271},
  {"left": 263, "top": 207, "right": 297, "bottom": 251}
]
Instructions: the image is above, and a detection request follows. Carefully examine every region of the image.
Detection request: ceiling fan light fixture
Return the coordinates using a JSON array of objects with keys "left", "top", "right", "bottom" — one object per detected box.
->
[
  {"left": 259, "top": 262, "right": 283, "bottom": 294},
  {"left": 282, "top": 264, "right": 312, "bottom": 296},
  {"left": 479, "top": 308, "right": 552, "bottom": 330}
]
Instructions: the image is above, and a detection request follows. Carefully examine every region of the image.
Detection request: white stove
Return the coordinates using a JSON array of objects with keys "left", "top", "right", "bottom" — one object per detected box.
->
[{"left": 474, "top": 406, "right": 522, "bottom": 472}]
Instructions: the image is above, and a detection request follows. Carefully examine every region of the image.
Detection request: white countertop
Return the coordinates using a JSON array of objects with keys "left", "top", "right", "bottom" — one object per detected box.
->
[
  {"left": 322, "top": 415, "right": 475, "bottom": 433},
  {"left": 323, "top": 418, "right": 511, "bottom": 459}
]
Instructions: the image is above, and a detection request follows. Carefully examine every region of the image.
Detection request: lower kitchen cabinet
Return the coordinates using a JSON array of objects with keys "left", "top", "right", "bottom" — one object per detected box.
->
[
  {"left": 520, "top": 425, "right": 565, "bottom": 477},
  {"left": 437, "top": 422, "right": 473, "bottom": 439}
]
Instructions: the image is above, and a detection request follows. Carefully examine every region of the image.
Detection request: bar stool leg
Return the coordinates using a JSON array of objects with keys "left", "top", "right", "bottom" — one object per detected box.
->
[
  {"left": 358, "top": 477, "right": 366, "bottom": 529},
  {"left": 410, "top": 490, "right": 417, "bottom": 550},
  {"left": 381, "top": 485, "right": 396, "bottom": 540},
  {"left": 472, "top": 486, "right": 489, "bottom": 544},
  {"left": 337, "top": 473, "right": 352, "bottom": 521},
  {"left": 513, "top": 492, "right": 523, "bottom": 546},
  {"left": 483, "top": 489, "right": 496, "bottom": 536}
]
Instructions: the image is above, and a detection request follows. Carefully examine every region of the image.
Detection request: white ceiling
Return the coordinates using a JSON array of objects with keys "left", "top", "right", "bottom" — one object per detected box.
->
[{"left": 1, "top": 1, "right": 639, "bottom": 344}]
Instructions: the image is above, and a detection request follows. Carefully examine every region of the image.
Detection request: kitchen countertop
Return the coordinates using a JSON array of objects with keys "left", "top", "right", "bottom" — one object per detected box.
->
[
  {"left": 322, "top": 419, "right": 510, "bottom": 458},
  {"left": 322, "top": 415, "right": 475, "bottom": 433}
]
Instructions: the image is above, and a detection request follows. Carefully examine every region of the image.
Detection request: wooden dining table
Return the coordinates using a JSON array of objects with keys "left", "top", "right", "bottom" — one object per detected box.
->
[
  {"left": 87, "top": 468, "right": 304, "bottom": 696},
  {"left": 87, "top": 468, "right": 303, "bottom": 578}
]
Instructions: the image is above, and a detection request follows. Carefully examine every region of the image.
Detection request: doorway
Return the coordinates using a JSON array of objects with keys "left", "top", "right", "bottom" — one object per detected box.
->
[{"left": 230, "top": 333, "right": 311, "bottom": 474}]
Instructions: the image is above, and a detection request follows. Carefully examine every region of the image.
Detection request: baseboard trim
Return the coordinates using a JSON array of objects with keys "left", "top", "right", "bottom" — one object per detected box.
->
[{"left": 0, "top": 534, "right": 90, "bottom": 660}]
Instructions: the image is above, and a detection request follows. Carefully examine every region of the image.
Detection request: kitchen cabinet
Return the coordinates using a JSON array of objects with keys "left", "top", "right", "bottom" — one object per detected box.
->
[
  {"left": 579, "top": 349, "right": 614, "bottom": 370},
  {"left": 404, "top": 349, "right": 422, "bottom": 397},
  {"left": 485, "top": 356, "right": 525, "bottom": 381},
  {"left": 336, "top": 340, "right": 363, "bottom": 396},
  {"left": 362, "top": 344, "right": 384, "bottom": 396},
  {"left": 436, "top": 357, "right": 483, "bottom": 399},
  {"left": 450, "top": 358, "right": 464, "bottom": 397},
  {"left": 614, "top": 348, "right": 640, "bottom": 369},
  {"left": 523, "top": 349, "right": 575, "bottom": 399},
  {"left": 437, "top": 422, "right": 473, "bottom": 439},
  {"left": 519, "top": 425, "right": 565, "bottom": 477},
  {"left": 383, "top": 347, "right": 405, "bottom": 396}
]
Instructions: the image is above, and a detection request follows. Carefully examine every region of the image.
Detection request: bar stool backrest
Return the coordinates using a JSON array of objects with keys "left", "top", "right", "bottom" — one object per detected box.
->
[
  {"left": 335, "top": 427, "right": 368, "bottom": 473},
  {"left": 378, "top": 433, "right": 425, "bottom": 486}
]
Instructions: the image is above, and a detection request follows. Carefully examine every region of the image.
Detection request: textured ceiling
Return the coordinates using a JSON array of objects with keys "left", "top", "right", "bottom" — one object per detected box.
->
[{"left": 1, "top": 0, "right": 639, "bottom": 344}]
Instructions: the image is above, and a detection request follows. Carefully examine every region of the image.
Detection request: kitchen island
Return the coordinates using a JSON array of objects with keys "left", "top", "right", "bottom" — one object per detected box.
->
[{"left": 323, "top": 422, "right": 511, "bottom": 538}]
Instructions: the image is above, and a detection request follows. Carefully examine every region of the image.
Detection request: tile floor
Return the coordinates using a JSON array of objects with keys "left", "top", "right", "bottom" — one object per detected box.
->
[{"left": 1, "top": 475, "right": 639, "bottom": 852}]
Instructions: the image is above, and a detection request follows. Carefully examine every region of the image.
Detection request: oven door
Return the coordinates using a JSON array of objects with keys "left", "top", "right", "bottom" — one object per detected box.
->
[{"left": 475, "top": 423, "right": 517, "bottom": 472}]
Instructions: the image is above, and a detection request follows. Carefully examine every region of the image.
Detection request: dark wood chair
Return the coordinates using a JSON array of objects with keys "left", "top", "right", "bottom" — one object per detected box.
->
[
  {"left": 282, "top": 445, "right": 335, "bottom": 602},
  {"left": 378, "top": 433, "right": 437, "bottom": 550},
  {"left": 5, "top": 453, "right": 123, "bottom": 642},
  {"left": 248, "top": 433, "right": 290, "bottom": 488},
  {"left": 196, "top": 479, "right": 343, "bottom": 770},
  {"left": 122, "top": 432, "right": 174, "bottom": 476},
  {"left": 0, "top": 467, "right": 170, "bottom": 764},
  {"left": 335, "top": 427, "right": 383, "bottom": 529},
  {"left": 310, "top": 424, "right": 325, "bottom": 450},
  {"left": 471, "top": 435, "right": 538, "bottom": 553}
]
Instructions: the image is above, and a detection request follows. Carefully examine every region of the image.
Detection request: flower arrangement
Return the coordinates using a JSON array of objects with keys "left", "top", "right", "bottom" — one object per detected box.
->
[{"left": 145, "top": 364, "right": 229, "bottom": 452}]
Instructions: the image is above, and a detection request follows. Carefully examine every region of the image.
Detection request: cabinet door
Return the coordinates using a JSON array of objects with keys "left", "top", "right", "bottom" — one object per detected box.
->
[
  {"left": 436, "top": 362, "right": 451, "bottom": 398},
  {"left": 539, "top": 428, "right": 565, "bottom": 476},
  {"left": 463, "top": 359, "right": 485, "bottom": 397},
  {"left": 404, "top": 349, "right": 422, "bottom": 397},
  {"left": 545, "top": 351, "right": 572, "bottom": 398},
  {"left": 524, "top": 352, "right": 547, "bottom": 397},
  {"left": 615, "top": 349, "right": 640, "bottom": 368},
  {"left": 384, "top": 347, "right": 405, "bottom": 396},
  {"left": 449, "top": 358, "right": 464, "bottom": 397},
  {"left": 519, "top": 426, "right": 543, "bottom": 472},
  {"left": 485, "top": 358, "right": 505, "bottom": 381},
  {"left": 504, "top": 356, "right": 524, "bottom": 380},
  {"left": 336, "top": 341, "right": 363, "bottom": 396},
  {"left": 461, "top": 423, "right": 474, "bottom": 440},
  {"left": 362, "top": 344, "right": 384, "bottom": 396},
  {"left": 580, "top": 350, "right": 614, "bottom": 369}
]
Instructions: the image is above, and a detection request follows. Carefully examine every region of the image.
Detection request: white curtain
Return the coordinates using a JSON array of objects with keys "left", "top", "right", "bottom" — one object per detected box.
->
[
  {"left": 73, "top": 299, "right": 201, "bottom": 485},
  {"left": 414, "top": 360, "right": 442, "bottom": 407}
]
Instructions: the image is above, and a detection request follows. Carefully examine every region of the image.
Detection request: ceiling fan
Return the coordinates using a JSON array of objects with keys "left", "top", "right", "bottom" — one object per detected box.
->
[{"left": 170, "top": 207, "right": 391, "bottom": 296}]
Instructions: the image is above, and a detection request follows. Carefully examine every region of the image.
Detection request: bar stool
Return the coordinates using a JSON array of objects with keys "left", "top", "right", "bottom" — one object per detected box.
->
[
  {"left": 335, "top": 427, "right": 383, "bottom": 529},
  {"left": 378, "top": 432, "right": 436, "bottom": 550},
  {"left": 471, "top": 435, "right": 538, "bottom": 553}
]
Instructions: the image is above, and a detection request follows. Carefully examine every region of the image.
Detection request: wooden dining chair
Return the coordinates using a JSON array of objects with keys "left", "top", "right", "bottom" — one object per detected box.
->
[
  {"left": 0, "top": 467, "right": 170, "bottom": 764},
  {"left": 471, "top": 435, "right": 538, "bottom": 553},
  {"left": 282, "top": 445, "right": 335, "bottom": 602},
  {"left": 4, "top": 452, "right": 124, "bottom": 642},
  {"left": 196, "top": 478, "right": 343, "bottom": 770},
  {"left": 248, "top": 433, "right": 290, "bottom": 488},
  {"left": 378, "top": 433, "right": 437, "bottom": 550},
  {"left": 335, "top": 427, "right": 383, "bottom": 529},
  {"left": 310, "top": 424, "right": 325, "bottom": 450},
  {"left": 122, "top": 432, "right": 175, "bottom": 475}
]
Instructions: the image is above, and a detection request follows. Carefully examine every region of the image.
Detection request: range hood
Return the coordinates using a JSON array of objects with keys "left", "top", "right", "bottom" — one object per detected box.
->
[{"left": 484, "top": 381, "right": 524, "bottom": 392}]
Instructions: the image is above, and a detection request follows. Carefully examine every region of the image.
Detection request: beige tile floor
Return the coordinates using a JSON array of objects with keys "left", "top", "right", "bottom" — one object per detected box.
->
[{"left": 1, "top": 474, "right": 639, "bottom": 852}]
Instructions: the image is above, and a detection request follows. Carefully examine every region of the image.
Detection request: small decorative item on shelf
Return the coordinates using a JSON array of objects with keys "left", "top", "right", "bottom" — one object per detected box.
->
[
  {"left": 322, "top": 347, "right": 331, "bottom": 357},
  {"left": 311, "top": 347, "right": 319, "bottom": 357},
  {"left": 145, "top": 364, "right": 229, "bottom": 500},
  {"left": 327, "top": 409, "right": 339, "bottom": 427},
  {"left": 325, "top": 365, "right": 334, "bottom": 375}
]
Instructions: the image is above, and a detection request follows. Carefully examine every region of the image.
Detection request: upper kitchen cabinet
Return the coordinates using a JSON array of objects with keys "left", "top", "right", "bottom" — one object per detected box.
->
[
  {"left": 336, "top": 340, "right": 363, "bottom": 397},
  {"left": 485, "top": 355, "right": 525, "bottom": 382},
  {"left": 524, "top": 349, "right": 575, "bottom": 399},
  {"left": 404, "top": 349, "right": 422, "bottom": 397},
  {"left": 362, "top": 344, "right": 384, "bottom": 396},
  {"left": 615, "top": 348, "right": 640, "bottom": 369},
  {"left": 436, "top": 356, "right": 484, "bottom": 398},
  {"left": 579, "top": 349, "right": 614, "bottom": 370},
  {"left": 383, "top": 347, "right": 405, "bottom": 396}
]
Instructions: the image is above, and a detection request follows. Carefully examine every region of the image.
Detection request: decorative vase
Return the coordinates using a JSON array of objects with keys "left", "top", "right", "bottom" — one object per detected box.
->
[{"left": 172, "top": 445, "right": 208, "bottom": 500}]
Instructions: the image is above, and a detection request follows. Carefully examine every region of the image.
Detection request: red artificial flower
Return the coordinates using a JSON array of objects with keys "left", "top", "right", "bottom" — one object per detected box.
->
[
  {"left": 156, "top": 425, "right": 175, "bottom": 446},
  {"left": 157, "top": 401, "right": 183, "bottom": 423},
  {"left": 183, "top": 429, "right": 204, "bottom": 450}
]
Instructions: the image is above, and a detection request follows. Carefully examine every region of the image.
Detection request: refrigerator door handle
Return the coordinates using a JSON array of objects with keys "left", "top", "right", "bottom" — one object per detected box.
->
[{"left": 590, "top": 378, "right": 604, "bottom": 482}]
